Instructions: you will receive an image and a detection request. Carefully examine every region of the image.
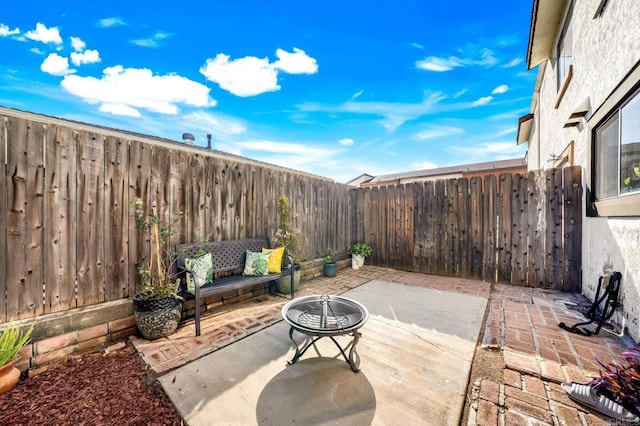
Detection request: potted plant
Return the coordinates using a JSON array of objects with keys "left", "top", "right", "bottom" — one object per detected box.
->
[
  {"left": 351, "top": 242, "right": 372, "bottom": 270},
  {"left": 131, "top": 198, "right": 183, "bottom": 340},
  {"left": 623, "top": 163, "right": 640, "bottom": 192},
  {"left": 273, "top": 195, "right": 302, "bottom": 294},
  {"left": 323, "top": 248, "right": 338, "bottom": 277},
  {"left": 0, "top": 320, "right": 35, "bottom": 394}
]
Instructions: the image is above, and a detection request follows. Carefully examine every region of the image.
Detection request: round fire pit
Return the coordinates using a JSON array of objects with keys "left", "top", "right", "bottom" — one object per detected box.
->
[{"left": 282, "top": 295, "right": 369, "bottom": 372}]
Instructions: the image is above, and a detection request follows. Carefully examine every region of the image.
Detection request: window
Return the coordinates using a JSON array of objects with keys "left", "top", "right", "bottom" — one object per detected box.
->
[
  {"left": 557, "top": 3, "right": 574, "bottom": 91},
  {"left": 590, "top": 81, "right": 640, "bottom": 216}
]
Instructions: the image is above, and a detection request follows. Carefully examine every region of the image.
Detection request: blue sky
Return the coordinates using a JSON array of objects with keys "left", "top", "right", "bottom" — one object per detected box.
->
[{"left": 0, "top": 1, "right": 535, "bottom": 183}]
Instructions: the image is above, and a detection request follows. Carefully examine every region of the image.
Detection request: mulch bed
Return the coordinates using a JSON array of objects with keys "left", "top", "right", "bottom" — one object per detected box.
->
[{"left": 0, "top": 343, "right": 182, "bottom": 425}]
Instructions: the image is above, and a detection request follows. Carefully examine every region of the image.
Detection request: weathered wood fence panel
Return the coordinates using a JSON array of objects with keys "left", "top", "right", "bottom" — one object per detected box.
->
[
  {"left": 353, "top": 167, "right": 582, "bottom": 291},
  {"left": 0, "top": 113, "right": 352, "bottom": 321},
  {"left": 0, "top": 110, "right": 583, "bottom": 322}
]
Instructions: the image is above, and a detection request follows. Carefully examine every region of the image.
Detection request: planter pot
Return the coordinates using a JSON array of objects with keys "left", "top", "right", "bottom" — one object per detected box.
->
[
  {"left": 133, "top": 294, "right": 183, "bottom": 340},
  {"left": 323, "top": 261, "right": 338, "bottom": 277},
  {"left": 352, "top": 254, "right": 365, "bottom": 269},
  {"left": 276, "top": 264, "right": 301, "bottom": 294},
  {"left": 0, "top": 357, "right": 20, "bottom": 394}
]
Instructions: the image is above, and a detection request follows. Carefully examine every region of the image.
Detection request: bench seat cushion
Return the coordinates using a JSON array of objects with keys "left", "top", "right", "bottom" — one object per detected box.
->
[{"left": 243, "top": 250, "right": 271, "bottom": 276}]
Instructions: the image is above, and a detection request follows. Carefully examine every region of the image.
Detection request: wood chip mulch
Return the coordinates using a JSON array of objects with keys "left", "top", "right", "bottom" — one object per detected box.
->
[{"left": 0, "top": 343, "right": 182, "bottom": 426}]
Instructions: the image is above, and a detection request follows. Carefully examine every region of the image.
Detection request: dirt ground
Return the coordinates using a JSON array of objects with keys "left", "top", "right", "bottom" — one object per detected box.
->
[{"left": 0, "top": 343, "right": 182, "bottom": 426}]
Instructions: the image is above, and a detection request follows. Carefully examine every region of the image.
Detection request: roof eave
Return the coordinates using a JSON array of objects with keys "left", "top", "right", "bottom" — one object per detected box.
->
[{"left": 526, "top": 0, "right": 570, "bottom": 69}]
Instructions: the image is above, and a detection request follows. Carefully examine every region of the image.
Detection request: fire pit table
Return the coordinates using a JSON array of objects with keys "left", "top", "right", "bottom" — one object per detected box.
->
[{"left": 281, "top": 294, "right": 369, "bottom": 372}]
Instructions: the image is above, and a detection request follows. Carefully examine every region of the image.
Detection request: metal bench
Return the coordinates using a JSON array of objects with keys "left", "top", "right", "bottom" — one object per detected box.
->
[{"left": 176, "top": 238, "right": 295, "bottom": 336}]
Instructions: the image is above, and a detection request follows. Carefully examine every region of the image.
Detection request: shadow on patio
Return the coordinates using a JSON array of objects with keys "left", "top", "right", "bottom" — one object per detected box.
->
[{"left": 131, "top": 266, "right": 629, "bottom": 425}]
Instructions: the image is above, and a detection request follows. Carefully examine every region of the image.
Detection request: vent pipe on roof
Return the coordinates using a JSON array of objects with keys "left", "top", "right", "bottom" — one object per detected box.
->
[
  {"left": 182, "top": 133, "right": 195, "bottom": 145},
  {"left": 207, "top": 134, "right": 212, "bottom": 149}
]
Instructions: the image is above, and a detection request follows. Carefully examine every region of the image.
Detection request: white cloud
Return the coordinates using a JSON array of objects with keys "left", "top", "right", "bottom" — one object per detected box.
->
[
  {"left": 471, "top": 96, "right": 493, "bottom": 107},
  {"left": 30, "top": 47, "right": 45, "bottom": 55},
  {"left": 99, "top": 103, "right": 140, "bottom": 117},
  {"left": 97, "top": 17, "right": 126, "bottom": 28},
  {"left": 416, "top": 49, "right": 497, "bottom": 72},
  {"left": 70, "top": 36, "right": 86, "bottom": 52},
  {"left": 299, "top": 91, "right": 447, "bottom": 132},
  {"left": 70, "top": 49, "right": 101, "bottom": 66},
  {"left": 410, "top": 160, "right": 438, "bottom": 170},
  {"left": 503, "top": 58, "right": 523, "bottom": 68},
  {"left": 350, "top": 90, "right": 363, "bottom": 100},
  {"left": 238, "top": 140, "right": 331, "bottom": 157},
  {"left": 494, "top": 127, "right": 516, "bottom": 137},
  {"left": 413, "top": 125, "right": 464, "bottom": 141},
  {"left": 182, "top": 111, "right": 246, "bottom": 136},
  {"left": 492, "top": 84, "right": 509, "bottom": 95},
  {"left": 274, "top": 48, "right": 318, "bottom": 74},
  {"left": 130, "top": 32, "right": 171, "bottom": 48},
  {"left": 416, "top": 56, "right": 462, "bottom": 72},
  {"left": 41, "top": 53, "right": 74, "bottom": 76},
  {"left": 61, "top": 65, "right": 215, "bottom": 116},
  {"left": 339, "top": 138, "right": 354, "bottom": 146},
  {"left": 200, "top": 54, "right": 279, "bottom": 97},
  {"left": 0, "top": 23, "right": 20, "bottom": 37},
  {"left": 451, "top": 141, "right": 526, "bottom": 159},
  {"left": 25, "top": 23, "right": 63, "bottom": 45}
]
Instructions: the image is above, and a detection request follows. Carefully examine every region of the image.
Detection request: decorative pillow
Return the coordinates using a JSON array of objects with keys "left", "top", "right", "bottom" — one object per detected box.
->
[
  {"left": 185, "top": 253, "right": 213, "bottom": 292},
  {"left": 262, "top": 246, "right": 285, "bottom": 274},
  {"left": 243, "top": 250, "right": 271, "bottom": 276}
]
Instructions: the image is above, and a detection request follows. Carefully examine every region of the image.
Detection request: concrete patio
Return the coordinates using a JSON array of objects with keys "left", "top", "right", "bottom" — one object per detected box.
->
[{"left": 130, "top": 266, "right": 630, "bottom": 425}]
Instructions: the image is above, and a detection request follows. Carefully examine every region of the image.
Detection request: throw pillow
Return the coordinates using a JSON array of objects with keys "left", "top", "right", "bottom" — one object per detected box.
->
[
  {"left": 262, "top": 246, "right": 285, "bottom": 274},
  {"left": 243, "top": 250, "right": 271, "bottom": 276},
  {"left": 185, "top": 253, "right": 213, "bottom": 292}
]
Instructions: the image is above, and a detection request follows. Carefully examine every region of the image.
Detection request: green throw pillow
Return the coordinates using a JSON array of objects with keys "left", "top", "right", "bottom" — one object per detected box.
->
[
  {"left": 243, "top": 250, "right": 271, "bottom": 276},
  {"left": 185, "top": 253, "right": 213, "bottom": 292}
]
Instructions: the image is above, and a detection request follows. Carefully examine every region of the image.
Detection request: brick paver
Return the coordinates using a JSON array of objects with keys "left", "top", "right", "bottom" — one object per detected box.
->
[{"left": 129, "top": 266, "right": 633, "bottom": 425}]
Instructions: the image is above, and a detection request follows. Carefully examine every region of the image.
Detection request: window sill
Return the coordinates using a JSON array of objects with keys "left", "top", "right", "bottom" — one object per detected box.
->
[
  {"left": 590, "top": 192, "right": 640, "bottom": 217},
  {"left": 555, "top": 65, "right": 573, "bottom": 109}
]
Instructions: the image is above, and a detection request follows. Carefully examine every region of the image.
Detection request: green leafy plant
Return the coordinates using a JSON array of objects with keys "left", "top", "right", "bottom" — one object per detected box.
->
[
  {"left": 589, "top": 345, "right": 640, "bottom": 416},
  {"left": 131, "top": 198, "right": 182, "bottom": 299},
  {"left": 0, "top": 320, "right": 35, "bottom": 367},
  {"left": 351, "top": 242, "right": 372, "bottom": 258},
  {"left": 272, "top": 195, "right": 301, "bottom": 263},
  {"left": 324, "top": 248, "right": 338, "bottom": 263},
  {"left": 623, "top": 163, "right": 640, "bottom": 186}
]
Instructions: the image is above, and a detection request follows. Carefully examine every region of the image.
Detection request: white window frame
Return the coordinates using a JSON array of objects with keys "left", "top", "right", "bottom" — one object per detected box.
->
[
  {"left": 587, "top": 62, "right": 640, "bottom": 217},
  {"left": 556, "top": 2, "right": 574, "bottom": 92}
]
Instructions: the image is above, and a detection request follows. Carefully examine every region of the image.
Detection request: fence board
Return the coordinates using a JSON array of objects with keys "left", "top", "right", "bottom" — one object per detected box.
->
[
  {"left": 545, "top": 168, "right": 564, "bottom": 290},
  {"left": 104, "top": 135, "right": 129, "bottom": 300},
  {"left": 76, "top": 130, "right": 105, "bottom": 306},
  {"left": 563, "top": 166, "right": 582, "bottom": 292},
  {"left": 469, "top": 177, "right": 483, "bottom": 279},
  {"left": 434, "top": 180, "right": 447, "bottom": 276},
  {"left": 483, "top": 175, "right": 497, "bottom": 282},
  {"left": 6, "top": 119, "right": 44, "bottom": 318},
  {"left": 0, "top": 118, "right": 6, "bottom": 320},
  {"left": 128, "top": 141, "right": 151, "bottom": 296},
  {"left": 497, "top": 174, "right": 512, "bottom": 282},
  {"left": 511, "top": 173, "right": 527, "bottom": 285},
  {"left": 527, "top": 171, "right": 544, "bottom": 287},
  {"left": 44, "top": 124, "right": 77, "bottom": 313},
  {"left": 456, "top": 178, "right": 470, "bottom": 278}
]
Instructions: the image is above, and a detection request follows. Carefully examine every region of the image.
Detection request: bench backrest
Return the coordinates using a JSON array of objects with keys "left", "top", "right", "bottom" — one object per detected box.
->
[{"left": 176, "top": 238, "right": 271, "bottom": 276}]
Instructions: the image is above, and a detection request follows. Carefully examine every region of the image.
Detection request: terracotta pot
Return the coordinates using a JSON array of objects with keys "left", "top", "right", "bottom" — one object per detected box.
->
[{"left": 0, "top": 357, "right": 21, "bottom": 394}]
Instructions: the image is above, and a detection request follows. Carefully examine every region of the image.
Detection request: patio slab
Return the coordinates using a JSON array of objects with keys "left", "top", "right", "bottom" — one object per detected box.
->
[{"left": 159, "top": 280, "right": 488, "bottom": 425}]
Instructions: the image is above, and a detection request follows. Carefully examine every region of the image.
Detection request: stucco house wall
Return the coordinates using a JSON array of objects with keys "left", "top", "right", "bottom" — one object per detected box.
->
[{"left": 525, "top": 0, "right": 640, "bottom": 342}]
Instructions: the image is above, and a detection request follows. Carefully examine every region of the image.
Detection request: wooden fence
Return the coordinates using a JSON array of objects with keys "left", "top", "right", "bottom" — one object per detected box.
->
[
  {"left": 0, "top": 109, "right": 583, "bottom": 322},
  {"left": 0, "top": 112, "right": 352, "bottom": 321},
  {"left": 351, "top": 166, "right": 582, "bottom": 291}
]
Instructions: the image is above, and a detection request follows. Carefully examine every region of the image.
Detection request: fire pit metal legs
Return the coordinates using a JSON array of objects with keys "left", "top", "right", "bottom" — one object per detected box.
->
[{"left": 287, "top": 326, "right": 362, "bottom": 372}]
